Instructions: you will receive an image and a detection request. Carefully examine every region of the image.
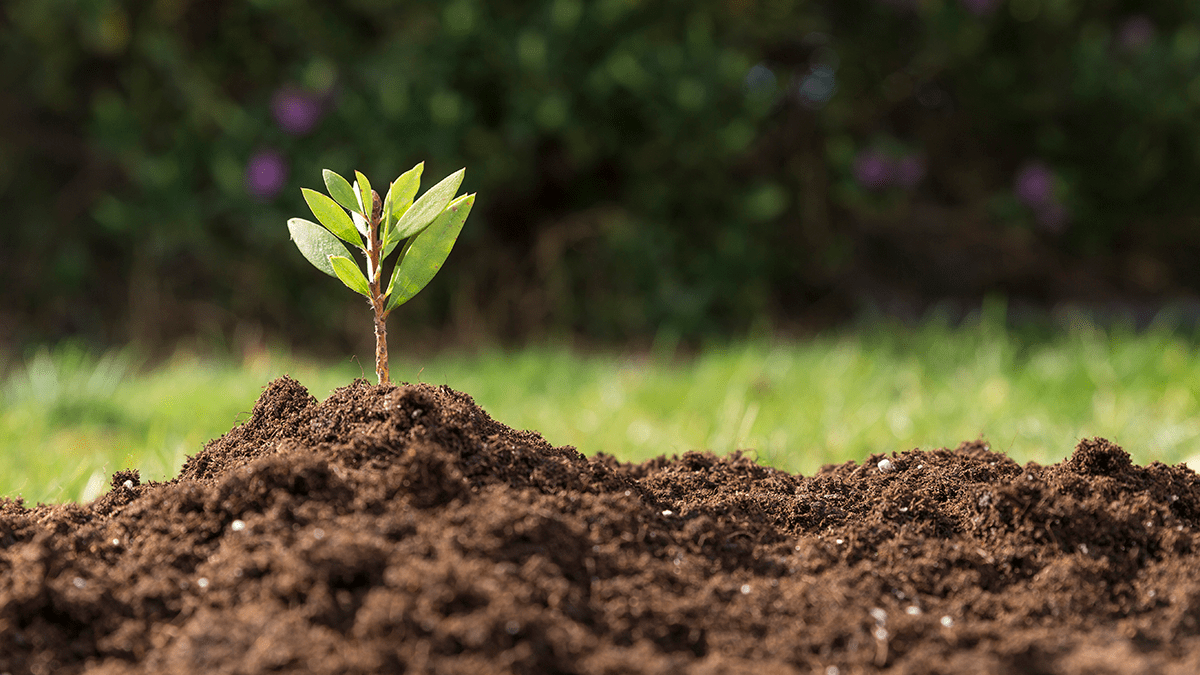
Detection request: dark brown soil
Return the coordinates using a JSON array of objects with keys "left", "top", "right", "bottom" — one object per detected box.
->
[{"left": 2, "top": 377, "right": 1199, "bottom": 674}]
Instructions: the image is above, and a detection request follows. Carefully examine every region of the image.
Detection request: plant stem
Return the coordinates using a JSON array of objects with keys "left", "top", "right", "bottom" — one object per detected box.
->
[
  {"left": 366, "top": 190, "right": 390, "bottom": 385},
  {"left": 373, "top": 297, "right": 389, "bottom": 384}
]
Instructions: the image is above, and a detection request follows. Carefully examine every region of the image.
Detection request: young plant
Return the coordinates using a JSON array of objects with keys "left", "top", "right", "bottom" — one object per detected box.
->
[{"left": 287, "top": 163, "right": 474, "bottom": 384}]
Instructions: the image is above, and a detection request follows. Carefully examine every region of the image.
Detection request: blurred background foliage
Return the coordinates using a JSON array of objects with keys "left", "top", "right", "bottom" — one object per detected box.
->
[{"left": 3, "top": 0, "right": 1200, "bottom": 356}]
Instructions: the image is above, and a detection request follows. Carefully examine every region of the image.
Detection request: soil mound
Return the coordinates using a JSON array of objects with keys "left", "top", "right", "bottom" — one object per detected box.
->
[{"left": 2, "top": 376, "right": 1199, "bottom": 674}]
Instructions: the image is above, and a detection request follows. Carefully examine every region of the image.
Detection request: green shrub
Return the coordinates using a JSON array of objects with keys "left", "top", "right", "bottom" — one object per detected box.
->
[{"left": 3, "top": 0, "right": 1200, "bottom": 348}]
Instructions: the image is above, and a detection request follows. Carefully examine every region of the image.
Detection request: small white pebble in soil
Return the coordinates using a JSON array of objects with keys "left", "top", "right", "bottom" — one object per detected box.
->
[
  {"left": 197, "top": 577, "right": 209, "bottom": 589},
  {"left": 1079, "top": 544, "right": 1088, "bottom": 555},
  {"left": 874, "top": 627, "right": 888, "bottom": 641},
  {"left": 869, "top": 607, "right": 887, "bottom": 625},
  {"left": 877, "top": 459, "right": 895, "bottom": 473},
  {"left": 916, "top": 464, "right": 923, "bottom": 470},
  {"left": 740, "top": 584, "right": 751, "bottom": 595},
  {"left": 111, "top": 538, "right": 120, "bottom": 546},
  {"left": 231, "top": 520, "right": 246, "bottom": 532},
  {"left": 826, "top": 666, "right": 840, "bottom": 675},
  {"left": 940, "top": 616, "right": 954, "bottom": 627},
  {"left": 898, "top": 506, "right": 909, "bottom": 513},
  {"left": 72, "top": 577, "right": 86, "bottom": 589},
  {"left": 662, "top": 510, "right": 674, "bottom": 516},
  {"left": 123, "top": 480, "right": 133, "bottom": 489},
  {"left": 906, "top": 606, "right": 921, "bottom": 616},
  {"left": 835, "top": 538, "right": 844, "bottom": 545}
]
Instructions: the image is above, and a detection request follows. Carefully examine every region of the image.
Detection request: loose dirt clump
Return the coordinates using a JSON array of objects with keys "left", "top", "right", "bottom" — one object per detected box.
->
[{"left": 2, "top": 376, "right": 1199, "bottom": 674}]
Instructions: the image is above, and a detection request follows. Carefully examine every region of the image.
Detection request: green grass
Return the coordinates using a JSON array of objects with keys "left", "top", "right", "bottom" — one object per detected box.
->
[{"left": 4, "top": 309, "right": 1200, "bottom": 504}]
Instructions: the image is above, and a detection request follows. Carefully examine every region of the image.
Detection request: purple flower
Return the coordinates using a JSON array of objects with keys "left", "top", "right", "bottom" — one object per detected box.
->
[
  {"left": 895, "top": 154, "right": 926, "bottom": 189},
  {"left": 1013, "top": 161, "right": 1069, "bottom": 232},
  {"left": 245, "top": 150, "right": 288, "bottom": 200},
  {"left": 271, "top": 87, "right": 324, "bottom": 136},
  {"left": 959, "top": 0, "right": 1001, "bottom": 16},
  {"left": 1117, "top": 15, "right": 1155, "bottom": 53},
  {"left": 1013, "top": 161, "right": 1054, "bottom": 208},
  {"left": 854, "top": 150, "right": 895, "bottom": 191}
]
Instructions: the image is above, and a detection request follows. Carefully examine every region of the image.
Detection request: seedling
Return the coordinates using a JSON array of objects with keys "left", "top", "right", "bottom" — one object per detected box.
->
[{"left": 287, "top": 163, "right": 474, "bottom": 384}]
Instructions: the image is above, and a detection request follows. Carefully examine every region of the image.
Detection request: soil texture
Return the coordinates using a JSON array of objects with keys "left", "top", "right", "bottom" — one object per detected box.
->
[{"left": 2, "top": 377, "right": 1200, "bottom": 674}]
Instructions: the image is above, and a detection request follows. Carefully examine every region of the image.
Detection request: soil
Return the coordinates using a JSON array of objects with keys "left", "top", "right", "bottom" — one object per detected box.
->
[{"left": 2, "top": 377, "right": 1199, "bottom": 674}]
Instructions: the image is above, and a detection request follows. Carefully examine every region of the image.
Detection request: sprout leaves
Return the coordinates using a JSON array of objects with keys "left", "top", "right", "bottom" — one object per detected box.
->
[
  {"left": 382, "top": 163, "right": 424, "bottom": 252},
  {"left": 292, "top": 165, "right": 472, "bottom": 312},
  {"left": 353, "top": 171, "right": 372, "bottom": 213},
  {"left": 385, "top": 163, "right": 424, "bottom": 225},
  {"left": 322, "top": 169, "right": 360, "bottom": 214},
  {"left": 329, "top": 255, "right": 370, "bottom": 297},
  {"left": 386, "top": 193, "right": 474, "bottom": 311},
  {"left": 287, "top": 218, "right": 354, "bottom": 278},
  {"left": 390, "top": 168, "right": 465, "bottom": 245},
  {"left": 301, "top": 188, "right": 361, "bottom": 244}
]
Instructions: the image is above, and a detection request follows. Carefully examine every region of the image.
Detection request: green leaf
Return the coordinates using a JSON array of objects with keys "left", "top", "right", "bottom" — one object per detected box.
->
[
  {"left": 322, "top": 169, "right": 359, "bottom": 214},
  {"left": 383, "top": 163, "right": 423, "bottom": 225},
  {"left": 385, "top": 193, "right": 474, "bottom": 311},
  {"left": 288, "top": 218, "right": 353, "bottom": 278},
  {"left": 329, "top": 255, "right": 371, "bottom": 297},
  {"left": 354, "top": 170, "right": 373, "bottom": 215},
  {"left": 391, "top": 168, "right": 465, "bottom": 243},
  {"left": 301, "top": 188, "right": 362, "bottom": 245},
  {"left": 385, "top": 163, "right": 424, "bottom": 223},
  {"left": 382, "top": 163, "right": 425, "bottom": 258}
]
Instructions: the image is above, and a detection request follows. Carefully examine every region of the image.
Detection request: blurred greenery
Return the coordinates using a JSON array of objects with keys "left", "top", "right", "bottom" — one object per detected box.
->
[
  {"left": 3, "top": 0, "right": 1200, "bottom": 350},
  {"left": 4, "top": 308, "right": 1199, "bottom": 504}
]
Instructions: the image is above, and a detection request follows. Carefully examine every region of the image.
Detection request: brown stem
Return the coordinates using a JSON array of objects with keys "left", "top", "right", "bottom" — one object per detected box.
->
[
  {"left": 373, "top": 296, "right": 389, "bottom": 385},
  {"left": 367, "top": 189, "right": 389, "bottom": 384}
]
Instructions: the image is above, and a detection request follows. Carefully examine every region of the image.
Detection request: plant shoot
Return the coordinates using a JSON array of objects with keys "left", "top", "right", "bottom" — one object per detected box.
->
[{"left": 287, "top": 163, "right": 474, "bottom": 384}]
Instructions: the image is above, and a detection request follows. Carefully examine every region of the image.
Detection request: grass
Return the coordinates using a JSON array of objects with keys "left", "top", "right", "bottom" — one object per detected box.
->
[{"left": 3, "top": 306, "right": 1200, "bottom": 504}]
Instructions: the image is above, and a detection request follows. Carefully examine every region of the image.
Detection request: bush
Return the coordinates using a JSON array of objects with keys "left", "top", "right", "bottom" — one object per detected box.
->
[{"left": 3, "top": 0, "right": 1200, "bottom": 349}]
